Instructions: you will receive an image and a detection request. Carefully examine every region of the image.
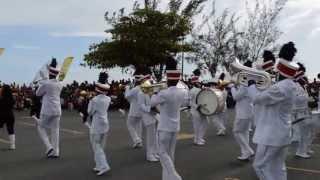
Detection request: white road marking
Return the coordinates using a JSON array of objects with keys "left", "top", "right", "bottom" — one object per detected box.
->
[{"left": 18, "top": 122, "right": 85, "bottom": 135}]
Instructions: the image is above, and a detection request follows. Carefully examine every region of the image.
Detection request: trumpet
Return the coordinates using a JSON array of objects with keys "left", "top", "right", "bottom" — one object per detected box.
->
[
  {"left": 140, "top": 80, "right": 167, "bottom": 95},
  {"left": 140, "top": 80, "right": 189, "bottom": 95},
  {"left": 229, "top": 59, "right": 272, "bottom": 90}
]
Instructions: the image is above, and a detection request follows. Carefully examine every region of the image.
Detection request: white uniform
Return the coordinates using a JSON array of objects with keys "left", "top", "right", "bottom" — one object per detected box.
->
[
  {"left": 125, "top": 86, "right": 143, "bottom": 145},
  {"left": 137, "top": 91, "right": 158, "bottom": 161},
  {"left": 88, "top": 94, "right": 111, "bottom": 172},
  {"left": 249, "top": 79, "right": 296, "bottom": 180},
  {"left": 36, "top": 79, "right": 63, "bottom": 156},
  {"left": 231, "top": 85, "right": 254, "bottom": 158},
  {"left": 209, "top": 89, "right": 227, "bottom": 135},
  {"left": 151, "top": 86, "right": 189, "bottom": 180},
  {"left": 189, "top": 87, "right": 208, "bottom": 145},
  {"left": 292, "top": 83, "right": 313, "bottom": 157}
]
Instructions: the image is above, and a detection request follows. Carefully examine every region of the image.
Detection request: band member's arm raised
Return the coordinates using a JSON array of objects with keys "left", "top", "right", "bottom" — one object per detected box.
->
[
  {"left": 150, "top": 92, "right": 165, "bottom": 107},
  {"left": 125, "top": 86, "right": 138, "bottom": 101},
  {"left": 35, "top": 84, "right": 46, "bottom": 97},
  {"left": 252, "top": 85, "right": 286, "bottom": 106},
  {"left": 231, "top": 85, "right": 247, "bottom": 101},
  {"left": 87, "top": 99, "right": 95, "bottom": 117},
  {"left": 138, "top": 92, "right": 151, "bottom": 113}
]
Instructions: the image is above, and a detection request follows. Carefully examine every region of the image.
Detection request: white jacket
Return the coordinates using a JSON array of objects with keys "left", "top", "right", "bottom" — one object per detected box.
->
[
  {"left": 292, "top": 83, "right": 310, "bottom": 123},
  {"left": 36, "top": 79, "right": 63, "bottom": 116},
  {"left": 88, "top": 94, "right": 111, "bottom": 134},
  {"left": 231, "top": 85, "right": 253, "bottom": 119},
  {"left": 137, "top": 91, "right": 157, "bottom": 126},
  {"left": 151, "top": 86, "right": 189, "bottom": 132},
  {"left": 250, "top": 79, "right": 296, "bottom": 146},
  {"left": 125, "top": 86, "right": 142, "bottom": 117}
]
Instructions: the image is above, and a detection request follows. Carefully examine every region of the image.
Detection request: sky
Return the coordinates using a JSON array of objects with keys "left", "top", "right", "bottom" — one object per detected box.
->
[{"left": 0, "top": 0, "right": 319, "bottom": 84}]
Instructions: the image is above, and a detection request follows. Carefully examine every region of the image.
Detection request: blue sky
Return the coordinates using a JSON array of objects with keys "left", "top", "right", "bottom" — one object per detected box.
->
[{"left": 0, "top": 0, "right": 319, "bottom": 84}]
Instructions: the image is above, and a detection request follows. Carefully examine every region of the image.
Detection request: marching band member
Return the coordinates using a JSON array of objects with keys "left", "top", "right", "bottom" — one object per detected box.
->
[
  {"left": 249, "top": 42, "right": 299, "bottom": 180},
  {"left": 138, "top": 74, "right": 159, "bottom": 162},
  {"left": 292, "top": 64, "right": 313, "bottom": 158},
  {"left": 31, "top": 58, "right": 58, "bottom": 124},
  {"left": 0, "top": 84, "right": 16, "bottom": 150},
  {"left": 210, "top": 75, "right": 228, "bottom": 136},
  {"left": 252, "top": 51, "right": 276, "bottom": 127},
  {"left": 36, "top": 61, "right": 63, "bottom": 158},
  {"left": 87, "top": 72, "right": 112, "bottom": 176},
  {"left": 78, "top": 90, "right": 91, "bottom": 128},
  {"left": 189, "top": 69, "right": 208, "bottom": 146},
  {"left": 125, "top": 73, "right": 144, "bottom": 148},
  {"left": 230, "top": 61, "right": 255, "bottom": 161},
  {"left": 151, "top": 57, "right": 188, "bottom": 180}
]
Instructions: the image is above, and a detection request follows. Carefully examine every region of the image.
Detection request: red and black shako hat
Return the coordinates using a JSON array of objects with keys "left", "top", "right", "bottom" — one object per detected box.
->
[
  {"left": 95, "top": 72, "right": 110, "bottom": 93},
  {"left": 275, "top": 42, "right": 299, "bottom": 79},
  {"left": 48, "top": 58, "right": 60, "bottom": 77},
  {"left": 165, "top": 56, "right": 181, "bottom": 81}
]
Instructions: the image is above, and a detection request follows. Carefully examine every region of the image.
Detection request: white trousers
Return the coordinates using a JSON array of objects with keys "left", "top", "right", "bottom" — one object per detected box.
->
[
  {"left": 233, "top": 118, "right": 254, "bottom": 156},
  {"left": 296, "top": 122, "right": 314, "bottom": 155},
  {"left": 145, "top": 123, "right": 158, "bottom": 160},
  {"left": 38, "top": 114, "right": 60, "bottom": 156},
  {"left": 90, "top": 133, "right": 110, "bottom": 171},
  {"left": 158, "top": 131, "right": 182, "bottom": 180},
  {"left": 253, "top": 144, "right": 288, "bottom": 180},
  {"left": 191, "top": 110, "right": 208, "bottom": 143},
  {"left": 210, "top": 112, "right": 226, "bottom": 132},
  {"left": 127, "top": 116, "right": 142, "bottom": 144}
]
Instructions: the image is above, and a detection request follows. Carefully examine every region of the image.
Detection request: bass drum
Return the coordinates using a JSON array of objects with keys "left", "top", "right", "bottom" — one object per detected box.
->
[{"left": 196, "top": 88, "right": 225, "bottom": 116}]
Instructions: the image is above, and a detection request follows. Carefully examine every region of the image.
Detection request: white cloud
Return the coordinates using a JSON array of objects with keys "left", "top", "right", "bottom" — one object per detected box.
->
[{"left": 12, "top": 44, "right": 40, "bottom": 50}]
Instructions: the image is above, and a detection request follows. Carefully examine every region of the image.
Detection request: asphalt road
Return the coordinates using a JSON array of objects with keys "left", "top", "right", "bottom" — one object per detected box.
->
[{"left": 0, "top": 110, "right": 320, "bottom": 180}]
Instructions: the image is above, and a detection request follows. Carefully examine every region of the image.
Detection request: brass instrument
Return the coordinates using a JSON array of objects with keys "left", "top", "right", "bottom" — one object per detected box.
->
[
  {"left": 140, "top": 80, "right": 167, "bottom": 95},
  {"left": 229, "top": 59, "right": 272, "bottom": 90},
  {"left": 140, "top": 80, "right": 189, "bottom": 95}
]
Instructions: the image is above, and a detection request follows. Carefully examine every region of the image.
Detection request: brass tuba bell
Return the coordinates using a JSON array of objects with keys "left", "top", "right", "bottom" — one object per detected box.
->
[{"left": 229, "top": 59, "right": 272, "bottom": 90}]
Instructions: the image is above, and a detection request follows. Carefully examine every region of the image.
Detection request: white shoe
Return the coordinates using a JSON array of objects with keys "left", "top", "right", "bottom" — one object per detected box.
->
[
  {"left": 217, "top": 129, "right": 226, "bottom": 136},
  {"left": 118, "top": 109, "right": 126, "bottom": 116},
  {"left": 308, "top": 150, "right": 315, "bottom": 154},
  {"left": 32, "top": 115, "right": 40, "bottom": 125},
  {"left": 295, "top": 153, "right": 311, "bottom": 159},
  {"left": 237, "top": 155, "right": 250, "bottom": 161},
  {"left": 93, "top": 167, "right": 99, "bottom": 172},
  {"left": 147, "top": 156, "right": 160, "bottom": 162},
  {"left": 9, "top": 135, "right": 16, "bottom": 150},
  {"left": 96, "top": 167, "right": 110, "bottom": 176},
  {"left": 133, "top": 142, "right": 143, "bottom": 149}
]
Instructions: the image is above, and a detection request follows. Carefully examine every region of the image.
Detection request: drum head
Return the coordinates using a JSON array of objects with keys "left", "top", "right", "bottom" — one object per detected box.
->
[{"left": 196, "top": 89, "right": 219, "bottom": 116}]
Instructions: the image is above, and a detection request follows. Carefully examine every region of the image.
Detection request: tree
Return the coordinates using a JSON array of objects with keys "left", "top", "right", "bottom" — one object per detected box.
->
[
  {"left": 83, "top": 0, "right": 207, "bottom": 81},
  {"left": 237, "top": 0, "right": 288, "bottom": 62},
  {"left": 191, "top": 0, "right": 287, "bottom": 78},
  {"left": 191, "top": 1, "right": 241, "bottom": 78}
]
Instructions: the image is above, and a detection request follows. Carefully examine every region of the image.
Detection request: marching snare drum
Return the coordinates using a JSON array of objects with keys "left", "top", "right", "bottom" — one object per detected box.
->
[{"left": 196, "top": 88, "right": 225, "bottom": 116}]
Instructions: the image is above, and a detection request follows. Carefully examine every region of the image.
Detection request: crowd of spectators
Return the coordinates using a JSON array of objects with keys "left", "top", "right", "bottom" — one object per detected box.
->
[
  {"left": 1, "top": 77, "right": 320, "bottom": 112},
  {"left": 0, "top": 79, "right": 132, "bottom": 111}
]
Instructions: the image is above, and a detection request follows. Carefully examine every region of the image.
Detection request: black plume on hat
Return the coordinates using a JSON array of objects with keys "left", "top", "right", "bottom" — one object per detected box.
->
[
  {"left": 165, "top": 56, "right": 177, "bottom": 71},
  {"left": 243, "top": 60, "right": 253, "bottom": 68},
  {"left": 50, "top": 58, "right": 57, "bottom": 68},
  {"left": 98, "top": 72, "right": 109, "bottom": 84},
  {"left": 279, "top": 42, "right": 297, "bottom": 61},
  {"left": 297, "top": 62, "right": 306, "bottom": 72},
  {"left": 193, "top": 68, "right": 201, "bottom": 76},
  {"left": 263, "top": 50, "right": 275, "bottom": 62}
]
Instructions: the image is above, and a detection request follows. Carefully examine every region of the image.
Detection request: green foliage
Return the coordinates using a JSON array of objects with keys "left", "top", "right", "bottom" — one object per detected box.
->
[{"left": 84, "top": 0, "right": 206, "bottom": 78}]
